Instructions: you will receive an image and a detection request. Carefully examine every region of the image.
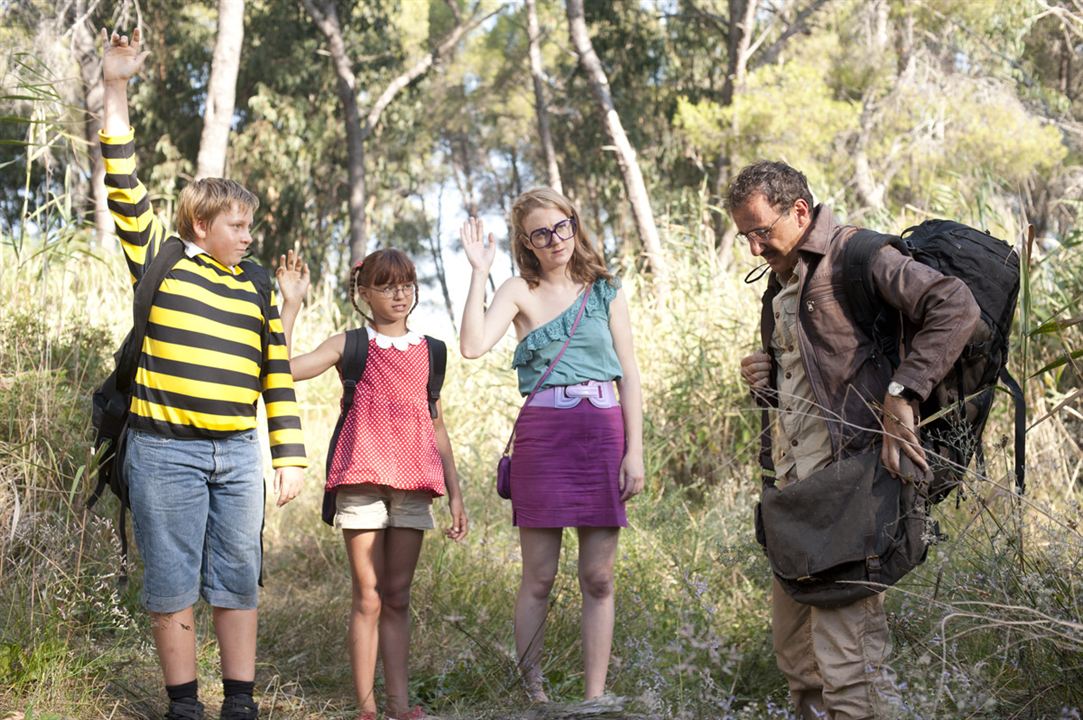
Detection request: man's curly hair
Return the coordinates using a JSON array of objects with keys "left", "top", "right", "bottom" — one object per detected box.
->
[{"left": 725, "top": 161, "right": 813, "bottom": 212}]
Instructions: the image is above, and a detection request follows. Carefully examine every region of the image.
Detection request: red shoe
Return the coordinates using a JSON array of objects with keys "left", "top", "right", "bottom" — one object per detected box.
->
[{"left": 357, "top": 712, "right": 377, "bottom": 720}]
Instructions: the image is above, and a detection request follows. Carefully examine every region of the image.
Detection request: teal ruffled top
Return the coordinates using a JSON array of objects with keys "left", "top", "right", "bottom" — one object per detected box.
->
[{"left": 512, "top": 277, "right": 624, "bottom": 395}]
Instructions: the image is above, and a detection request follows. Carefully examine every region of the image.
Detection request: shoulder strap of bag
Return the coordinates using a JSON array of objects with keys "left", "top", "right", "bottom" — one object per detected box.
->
[
  {"left": 323, "top": 328, "right": 369, "bottom": 525},
  {"left": 240, "top": 259, "right": 274, "bottom": 376},
  {"left": 116, "top": 237, "right": 186, "bottom": 395},
  {"left": 841, "top": 229, "right": 889, "bottom": 335},
  {"left": 425, "top": 336, "right": 447, "bottom": 419},
  {"left": 501, "top": 286, "right": 592, "bottom": 457}
]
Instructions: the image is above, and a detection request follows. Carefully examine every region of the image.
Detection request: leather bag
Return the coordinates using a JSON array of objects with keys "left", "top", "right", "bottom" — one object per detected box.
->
[{"left": 755, "top": 441, "right": 932, "bottom": 608}]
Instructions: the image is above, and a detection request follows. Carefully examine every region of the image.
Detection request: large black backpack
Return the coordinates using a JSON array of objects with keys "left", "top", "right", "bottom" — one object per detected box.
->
[
  {"left": 88, "top": 239, "right": 273, "bottom": 579},
  {"left": 842, "top": 219, "right": 1025, "bottom": 502},
  {"left": 321, "top": 328, "right": 448, "bottom": 525}
]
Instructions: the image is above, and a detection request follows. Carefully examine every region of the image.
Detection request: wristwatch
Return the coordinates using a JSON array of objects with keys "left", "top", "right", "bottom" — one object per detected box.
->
[{"left": 887, "top": 381, "right": 918, "bottom": 401}]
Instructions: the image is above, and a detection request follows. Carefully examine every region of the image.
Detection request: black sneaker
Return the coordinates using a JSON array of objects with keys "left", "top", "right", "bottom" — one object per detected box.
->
[
  {"left": 219, "top": 693, "right": 259, "bottom": 720},
  {"left": 165, "top": 698, "right": 205, "bottom": 720}
]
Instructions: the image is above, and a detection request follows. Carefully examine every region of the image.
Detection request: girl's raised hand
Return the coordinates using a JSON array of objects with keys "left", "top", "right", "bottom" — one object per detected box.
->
[
  {"left": 275, "top": 248, "right": 310, "bottom": 306},
  {"left": 460, "top": 217, "right": 496, "bottom": 273}
]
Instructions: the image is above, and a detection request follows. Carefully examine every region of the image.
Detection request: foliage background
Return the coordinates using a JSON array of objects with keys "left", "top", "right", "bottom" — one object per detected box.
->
[{"left": 1, "top": 0, "right": 1082, "bottom": 718}]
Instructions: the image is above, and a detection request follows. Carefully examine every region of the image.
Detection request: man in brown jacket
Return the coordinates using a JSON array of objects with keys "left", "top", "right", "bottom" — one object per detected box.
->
[{"left": 732, "top": 161, "right": 979, "bottom": 719}]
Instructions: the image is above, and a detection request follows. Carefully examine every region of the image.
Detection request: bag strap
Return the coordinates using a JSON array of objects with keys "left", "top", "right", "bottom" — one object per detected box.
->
[
  {"left": 501, "top": 286, "right": 593, "bottom": 457},
  {"left": 999, "top": 367, "right": 1026, "bottom": 495},
  {"left": 425, "top": 336, "right": 447, "bottom": 419},
  {"left": 841, "top": 229, "right": 888, "bottom": 335},
  {"left": 323, "top": 328, "right": 369, "bottom": 525},
  {"left": 116, "top": 237, "right": 186, "bottom": 395},
  {"left": 241, "top": 259, "right": 274, "bottom": 376},
  {"left": 841, "top": 229, "right": 909, "bottom": 363}
]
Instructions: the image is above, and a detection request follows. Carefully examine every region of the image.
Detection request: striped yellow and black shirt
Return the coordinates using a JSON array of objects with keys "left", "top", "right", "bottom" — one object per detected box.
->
[{"left": 101, "top": 127, "right": 306, "bottom": 468}]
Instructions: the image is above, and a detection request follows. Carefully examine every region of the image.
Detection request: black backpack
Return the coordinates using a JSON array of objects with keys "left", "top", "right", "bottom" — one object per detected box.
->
[
  {"left": 320, "top": 327, "right": 447, "bottom": 526},
  {"left": 842, "top": 219, "right": 1025, "bottom": 502},
  {"left": 88, "top": 239, "right": 273, "bottom": 579}
]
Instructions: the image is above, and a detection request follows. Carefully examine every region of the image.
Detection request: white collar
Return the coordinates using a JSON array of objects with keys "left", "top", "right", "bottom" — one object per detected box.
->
[
  {"left": 369, "top": 328, "right": 423, "bottom": 351},
  {"left": 181, "top": 238, "right": 237, "bottom": 272}
]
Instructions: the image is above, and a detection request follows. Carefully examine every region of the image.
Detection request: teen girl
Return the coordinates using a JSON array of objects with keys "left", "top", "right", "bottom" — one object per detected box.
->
[
  {"left": 277, "top": 249, "right": 467, "bottom": 720},
  {"left": 458, "top": 188, "right": 645, "bottom": 701}
]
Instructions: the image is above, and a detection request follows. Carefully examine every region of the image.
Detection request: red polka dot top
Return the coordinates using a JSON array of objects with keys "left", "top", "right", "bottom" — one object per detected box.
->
[{"left": 326, "top": 329, "right": 446, "bottom": 496}]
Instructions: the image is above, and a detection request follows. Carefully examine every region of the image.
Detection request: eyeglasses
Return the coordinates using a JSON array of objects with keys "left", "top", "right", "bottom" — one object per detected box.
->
[
  {"left": 369, "top": 283, "right": 416, "bottom": 298},
  {"left": 526, "top": 217, "right": 578, "bottom": 249},
  {"left": 737, "top": 208, "right": 790, "bottom": 245}
]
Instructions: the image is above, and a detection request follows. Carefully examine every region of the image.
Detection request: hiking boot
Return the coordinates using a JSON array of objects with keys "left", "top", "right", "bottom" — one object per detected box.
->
[
  {"left": 219, "top": 693, "right": 259, "bottom": 720},
  {"left": 165, "top": 698, "right": 205, "bottom": 720}
]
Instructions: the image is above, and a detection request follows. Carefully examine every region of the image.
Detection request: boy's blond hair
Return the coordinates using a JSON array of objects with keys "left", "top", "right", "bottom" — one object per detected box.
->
[{"left": 175, "top": 178, "right": 259, "bottom": 242}]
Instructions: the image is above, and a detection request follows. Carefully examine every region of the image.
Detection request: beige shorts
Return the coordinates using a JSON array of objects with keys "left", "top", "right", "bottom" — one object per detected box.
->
[{"left": 333, "top": 484, "right": 435, "bottom": 531}]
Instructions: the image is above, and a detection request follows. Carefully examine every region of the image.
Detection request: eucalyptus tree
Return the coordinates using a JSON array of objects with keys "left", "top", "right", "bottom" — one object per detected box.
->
[
  {"left": 300, "top": 0, "right": 497, "bottom": 266},
  {"left": 566, "top": 0, "right": 669, "bottom": 290},
  {"left": 196, "top": 0, "right": 245, "bottom": 179}
]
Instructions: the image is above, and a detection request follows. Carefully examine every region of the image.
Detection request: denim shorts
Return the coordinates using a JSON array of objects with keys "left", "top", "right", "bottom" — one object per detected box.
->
[{"left": 124, "top": 428, "right": 264, "bottom": 613}]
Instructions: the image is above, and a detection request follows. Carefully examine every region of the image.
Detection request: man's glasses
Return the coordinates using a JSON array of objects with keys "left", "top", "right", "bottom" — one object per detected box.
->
[
  {"left": 737, "top": 208, "right": 790, "bottom": 244},
  {"left": 370, "top": 283, "right": 416, "bottom": 298},
  {"left": 527, "top": 217, "right": 578, "bottom": 249}
]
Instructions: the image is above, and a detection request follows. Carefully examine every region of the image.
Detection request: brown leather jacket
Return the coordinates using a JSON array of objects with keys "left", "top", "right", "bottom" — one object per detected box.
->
[{"left": 759, "top": 205, "right": 981, "bottom": 458}]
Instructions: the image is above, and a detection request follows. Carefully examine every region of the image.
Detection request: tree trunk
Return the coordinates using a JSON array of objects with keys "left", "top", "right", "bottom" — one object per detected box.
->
[
  {"left": 196, "top": 0, "right": 244, "bottom": 179},
  {"left": 526, "top": 0, "right": 562, "bottom": 193},
  {"left": 302, "top": 0, "right": 368, "bottom": 265},
  {"left": 721, "top": 0, "right": 757, "bottom": 106},
  {"left": 72, "top": 4, "right": 113, "bottom": 248},
  {"left": 565, "top": 0, "right": 668, "bottom": 290},
  {"left": 303, "top": 0, "right": 487, "bottom": 266},
  {"left": 424, "top": 186, "right": 458, "bottom": 335}
]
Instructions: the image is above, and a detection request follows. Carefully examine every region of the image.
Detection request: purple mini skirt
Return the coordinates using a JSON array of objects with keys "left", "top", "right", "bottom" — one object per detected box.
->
[{"left": 510, "top": 400, "right": 627, "bottom": 528}]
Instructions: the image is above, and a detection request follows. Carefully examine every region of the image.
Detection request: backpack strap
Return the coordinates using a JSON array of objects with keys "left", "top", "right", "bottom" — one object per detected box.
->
[
  {"left": 240, "top": 260, "right": 274, "bottom": 376},
  {"left": 425, "top": 336, "right": 447, "bottom": 419},
  {"left": 115, "top": 237, "right": 186, "bottom": 395},
  {"left": 999, "top": 367, "right": 1026, "bottom": 495},
  {"left": 841, "top": 229, "right": 908, "bottom": 365},
  {"left": 322, "top": 328, "right": 369, "bottom": 525}
]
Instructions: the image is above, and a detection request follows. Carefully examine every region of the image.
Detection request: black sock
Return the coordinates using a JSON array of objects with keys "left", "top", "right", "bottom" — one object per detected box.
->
[
  {"left": 222, "top": 678, "right": 254, "bottom": 698},
  {"left": 166, "top": 680, "right": 198, "bottom": 703}
]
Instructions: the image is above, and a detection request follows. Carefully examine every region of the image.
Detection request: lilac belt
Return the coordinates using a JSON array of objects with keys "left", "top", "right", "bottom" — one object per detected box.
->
[{"left": 526, "top": 380, "right": 619, "bottom": 409}]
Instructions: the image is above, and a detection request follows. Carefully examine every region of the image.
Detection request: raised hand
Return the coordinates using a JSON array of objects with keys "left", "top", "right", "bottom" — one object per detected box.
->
[
  {"left": 275, "top": 248, "right": 311, "bottom": 307},
  {"left": 460, "top": 217, "right": 497, "bottom": 273},
  {"left": 102, "top": 27, "right": 151, "bottom": 84}
]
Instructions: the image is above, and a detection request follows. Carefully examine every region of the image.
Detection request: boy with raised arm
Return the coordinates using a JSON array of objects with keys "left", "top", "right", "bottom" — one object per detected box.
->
[{"left": 99, "top": 28, "right": 306, "bottom": 720}]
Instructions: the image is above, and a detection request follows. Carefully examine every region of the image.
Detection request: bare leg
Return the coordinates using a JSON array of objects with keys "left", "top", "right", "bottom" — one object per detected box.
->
[
  {"left": 344, "top": 529, "right": 384, "bottom": 716},
  {"left": 213, "top": 607, "right": 258, "bottom": 681},
  {"left": 515, "top": 528, "right": 563, "bottom": 702},
  {"left": 150, "top": 607, "right": 198, "bottom": 686},
  {"left": 378, "top": 528, "right": 425, "bottom": 718},
  {"left": 577, "top": 527, "right": 619, "bottom": 699}
]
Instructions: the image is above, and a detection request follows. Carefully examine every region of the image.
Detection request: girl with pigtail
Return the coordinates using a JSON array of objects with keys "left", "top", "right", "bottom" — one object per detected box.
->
[{"left": 277, "top": 249, "right": 467, "bottom": 720}]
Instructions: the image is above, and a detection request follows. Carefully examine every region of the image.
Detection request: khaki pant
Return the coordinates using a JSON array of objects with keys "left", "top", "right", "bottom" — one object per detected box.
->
[{"left": 772, "top": 578, "right": 902, "bottom": 719}]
